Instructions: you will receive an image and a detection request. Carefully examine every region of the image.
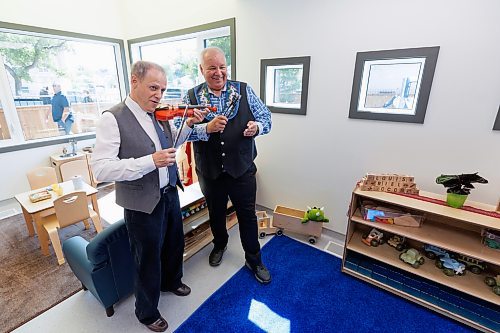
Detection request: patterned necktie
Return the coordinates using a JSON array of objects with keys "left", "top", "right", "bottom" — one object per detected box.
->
[{"left": 148, "top": 112, "right": 177, "bottom": 187}]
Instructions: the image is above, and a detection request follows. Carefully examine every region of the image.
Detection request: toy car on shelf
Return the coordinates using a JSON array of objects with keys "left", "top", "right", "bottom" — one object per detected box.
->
[
  {"left": 423, "top": 244, "right": 451, "bottom": 260},
  {"left": 435, "top": 254, "right": 466, "bottom": 276},
  {"left": 482, "top": 229, "right": 500, "bottom": 250},
  {"left": 362, "top": 228, "right": 385, "bottom": 247},
  {"left": 256, "top": 211, "right": 276, "bottom": 239},
  {"left": 484, "top": 275, "right": 500, "bottom": 296},
  {"left": 455, "top": 254, "right": 486, "bottom": 274},
  {"left": 484, "top": 237, "right": 500, "bottom": 249},
  {"left": 399, "top": 248, "right": 425, "bottom": 268},
  {"left": 387, "top": 235, "right": 406, "bottom": 251}
]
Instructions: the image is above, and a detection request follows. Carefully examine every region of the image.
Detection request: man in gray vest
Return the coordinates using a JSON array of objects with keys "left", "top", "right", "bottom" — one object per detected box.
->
[
  {"left": 91, "top": 61, "right": 205, "bottom": 332},
  {"left": 185, "top": 47, "right": 272, "bottom": 284}
]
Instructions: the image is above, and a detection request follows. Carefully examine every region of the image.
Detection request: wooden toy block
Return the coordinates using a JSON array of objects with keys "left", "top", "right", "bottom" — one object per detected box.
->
[
  {"left": 359, "top": 173, "right": 419, "bottom": 195},
  {"left": 272, "top": 206, "right": 322, "bottom": 244},
  {"left": 256, "top": 211, "right": 276, "bottom": 238}
]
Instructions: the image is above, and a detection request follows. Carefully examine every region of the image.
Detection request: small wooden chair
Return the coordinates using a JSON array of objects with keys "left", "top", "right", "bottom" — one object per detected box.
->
[
  {"left": 26, "top": 166, "right": 58, "bottom": 190},
  {"left": 42, "top": 191, "right": 103, "bottom": 265},
  {"left": 60, "top": 159, "right": 93, "bottom": 186}
]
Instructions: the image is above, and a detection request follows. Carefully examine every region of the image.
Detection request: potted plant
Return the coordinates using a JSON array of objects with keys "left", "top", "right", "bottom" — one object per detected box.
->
[{"left": 435, "top": 172, "right": 488, "bottom": 208}]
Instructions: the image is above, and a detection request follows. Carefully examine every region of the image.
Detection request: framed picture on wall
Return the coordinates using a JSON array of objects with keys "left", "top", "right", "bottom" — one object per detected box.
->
[
  {"left": 260, "top": 56, "right": 310, "bottom": 115},
  {"left": 493, "top": 105, "right": 500, "bottom": 130},
  {"left": 348, "top": 46, "right": 440, "bottom": 123}
]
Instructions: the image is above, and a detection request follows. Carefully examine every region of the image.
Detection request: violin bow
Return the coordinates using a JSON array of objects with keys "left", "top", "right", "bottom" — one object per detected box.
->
[{"left": 173, "top": 104, "right": 190, "bottom": 147}]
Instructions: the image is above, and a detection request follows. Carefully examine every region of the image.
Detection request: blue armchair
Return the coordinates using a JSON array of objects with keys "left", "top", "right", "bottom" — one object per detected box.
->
[{"left": 62, "top": 219, "right": 134, "bottom": 317}]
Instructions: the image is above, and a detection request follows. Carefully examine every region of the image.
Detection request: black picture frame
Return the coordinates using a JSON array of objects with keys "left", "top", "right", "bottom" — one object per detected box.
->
[
  {"left": 348, "top": 46, "right": 439, "bottom": 124},
  {"left": 260, "top": 56, "right": 310, "bottom": 115},
  {"left": 493, "top": 105, "right": 500, "bottom": 130}
]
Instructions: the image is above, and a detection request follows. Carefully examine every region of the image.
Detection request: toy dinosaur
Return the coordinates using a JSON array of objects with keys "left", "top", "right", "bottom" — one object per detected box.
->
[{"left": 302, "top": 206, "right": 329, "bottom": 223}]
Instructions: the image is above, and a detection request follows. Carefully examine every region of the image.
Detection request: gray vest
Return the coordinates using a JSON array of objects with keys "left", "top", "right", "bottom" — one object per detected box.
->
[{"left": 107, "top": 103, "right": 162, "bottom": 214}]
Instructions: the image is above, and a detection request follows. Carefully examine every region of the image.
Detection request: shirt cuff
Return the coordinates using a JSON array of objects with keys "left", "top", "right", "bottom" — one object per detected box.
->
[
  {"left": 139, "top": 155, "right": 157, "bottom": 174},
  {"left": 256, "top": 122, "right": 263, "bottom": 136},
  {"left": 199, "top": 123, "right": 210, "bottom": 141}
]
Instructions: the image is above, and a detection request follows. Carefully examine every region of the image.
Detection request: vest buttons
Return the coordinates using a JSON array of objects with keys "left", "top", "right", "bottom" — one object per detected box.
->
[
  {"left": 221, "top": 141, "right": 224, "bottom": 145},
  {"left": 222, "top": 153, "right": 226, "bottom": 157}
]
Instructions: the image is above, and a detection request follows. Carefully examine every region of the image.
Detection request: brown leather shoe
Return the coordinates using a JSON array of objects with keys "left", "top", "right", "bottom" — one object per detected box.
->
[
  {"left": 168, "top": 283, "right": 191, "bottom": 296},
  {"left": 145, "top": 316, "right": 168, "bottom": 332}
]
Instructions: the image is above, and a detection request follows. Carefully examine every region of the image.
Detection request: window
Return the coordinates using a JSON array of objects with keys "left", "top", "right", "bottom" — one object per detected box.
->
[
  {"left": 260, "top": 56, "right": 311, "bottom": 115},
  {"left": 0, "top": 22, "right": 127, "bottom": 150},
  {"left": 129, "top": 18, "right": 236, "bottom": 103}
]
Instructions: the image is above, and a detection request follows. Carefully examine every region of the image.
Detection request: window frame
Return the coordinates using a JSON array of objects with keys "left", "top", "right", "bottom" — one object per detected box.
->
[
  {"left": 260, "top": 56, "right": 311, "bottom": 116},
  {"left": 348, "top": 46, "right": 439, "bottom": 124},
  {"left": 0, "top": 21, "right": 128, "bottom": 153},
  {"left": 127, "top": 18, "right": 236, "bottom": 82}
]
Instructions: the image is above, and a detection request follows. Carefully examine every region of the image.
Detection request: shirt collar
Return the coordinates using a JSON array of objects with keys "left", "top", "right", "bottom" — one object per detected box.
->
[
  {"left": 207, "top": 83, "right": 227, "bottom": 96},
  {"left": 125, "top": 95, "right": 151, "bottom": 120}
]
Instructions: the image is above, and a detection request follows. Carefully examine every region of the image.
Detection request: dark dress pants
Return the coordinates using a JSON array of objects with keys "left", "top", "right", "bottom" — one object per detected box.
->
[
  {"left": 197, "top": 163, "right": 260, "bottom": 258},
  {"left": 124, "top": 186, "right": 184, "bottom": 325}
]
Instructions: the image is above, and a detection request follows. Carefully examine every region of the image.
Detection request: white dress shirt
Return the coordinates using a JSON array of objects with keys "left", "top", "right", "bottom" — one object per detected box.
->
[{"left": 91, "top": 96, "right": 192, "bottom": 188}]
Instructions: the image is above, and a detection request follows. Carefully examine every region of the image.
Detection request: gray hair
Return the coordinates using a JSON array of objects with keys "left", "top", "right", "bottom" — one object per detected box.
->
[
  {"left": 199, "top": 47, "right": 226, "bottom": 65},
  {"left": 131, "top": 60, "right": 166, "bottom": 80}
]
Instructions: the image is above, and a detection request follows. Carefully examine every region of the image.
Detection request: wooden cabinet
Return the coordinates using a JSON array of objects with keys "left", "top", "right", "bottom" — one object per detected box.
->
[
  {"left": 179, "top": 183, "right": 236, "bottom": 261},
  {"left": 342, "top": 188, "right": 500, "bottom": 332}
]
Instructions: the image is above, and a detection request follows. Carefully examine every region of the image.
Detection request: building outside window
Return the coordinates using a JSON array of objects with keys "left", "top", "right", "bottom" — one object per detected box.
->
[{"left": 0, "top": 24, "right": 126, "bottom": 148}]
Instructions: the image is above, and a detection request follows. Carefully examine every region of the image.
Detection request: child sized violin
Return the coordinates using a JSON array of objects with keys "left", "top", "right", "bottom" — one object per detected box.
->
[{"left": 155, "top": 104, "right": 217, "bottom": 121}]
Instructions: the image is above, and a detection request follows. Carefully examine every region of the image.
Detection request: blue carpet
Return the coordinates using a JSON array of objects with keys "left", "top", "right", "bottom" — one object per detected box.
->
[{"left": 175, "top": 236, "right": 476, "bottom": 333}]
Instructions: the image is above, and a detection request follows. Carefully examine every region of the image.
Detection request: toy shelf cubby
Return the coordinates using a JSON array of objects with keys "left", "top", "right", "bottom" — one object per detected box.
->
[{"left": 342, "top": 188, "right": 500, "bottom": 332}]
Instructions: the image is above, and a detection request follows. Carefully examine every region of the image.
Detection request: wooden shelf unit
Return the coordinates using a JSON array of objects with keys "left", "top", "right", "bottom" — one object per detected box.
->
[
  {"left": 342, "top": 189, "right": 500, "bottom": 333},
  {"left": 180, "top": 183, "right": 236, "bottom": 261}
]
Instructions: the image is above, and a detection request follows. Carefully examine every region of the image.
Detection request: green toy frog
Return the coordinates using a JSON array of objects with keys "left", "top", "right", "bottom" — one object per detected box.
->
[{"left": 302, "top": 206, "right": 329, "bottom": 223}]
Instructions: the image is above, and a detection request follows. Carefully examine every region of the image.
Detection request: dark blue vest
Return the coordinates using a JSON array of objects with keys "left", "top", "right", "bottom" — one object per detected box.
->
[{"left": 189, "top": 81, "right": 257, "bottom": 179}]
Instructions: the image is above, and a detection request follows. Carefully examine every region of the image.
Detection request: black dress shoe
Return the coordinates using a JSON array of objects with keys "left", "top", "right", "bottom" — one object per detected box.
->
[
  {"left": 209, "top": 246, "right": 227, "bottom": 266},
  {"left": 145, "top": 316, "right": 168, "bottom": 332},
  {"left": 245, "top": 261, "right": 271, "bottom": 284},
  {"left": 167, "top": 283, "right": 191, "bottom": 296}
]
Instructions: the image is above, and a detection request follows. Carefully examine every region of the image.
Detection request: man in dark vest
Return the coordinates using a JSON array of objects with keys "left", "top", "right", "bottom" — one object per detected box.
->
[
  {"left": 91, "top": 61, "right": 205, "bottom": 332},
  {"left": 185, "top": 47, "right": 272, "bottom": 284}
]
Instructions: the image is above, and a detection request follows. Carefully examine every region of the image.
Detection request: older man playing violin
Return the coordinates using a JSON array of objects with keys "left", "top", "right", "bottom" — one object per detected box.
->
[{"left": 91, "top": 60, "right": 206, "bottom": 332}]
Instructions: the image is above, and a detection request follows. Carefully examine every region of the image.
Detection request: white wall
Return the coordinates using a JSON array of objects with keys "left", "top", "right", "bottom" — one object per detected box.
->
[
  {"left": 2, "top": 0, "right": 499, "bottom": 236},
  {"left": 0, "top": 0, "right": 125, "bottom": 38},
  {"left": 237, "top": 0, "right": 500, "bottom": 233}
]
